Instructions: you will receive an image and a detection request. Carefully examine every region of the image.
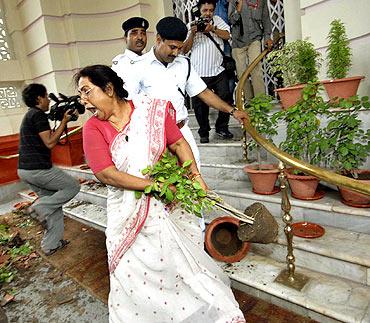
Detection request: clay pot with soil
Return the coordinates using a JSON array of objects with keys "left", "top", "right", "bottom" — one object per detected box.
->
[
  {"left": 244, "top": 164, "right": 280, "bottom": 195},
  {"left": 205, "top": 203, "right": 278, "bottom": 263},
  {"left": 338, "top": 170, "right": 370, "bottom": 207}
]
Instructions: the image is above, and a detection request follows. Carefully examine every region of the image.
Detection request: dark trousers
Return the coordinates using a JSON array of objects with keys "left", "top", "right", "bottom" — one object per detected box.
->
[{"left": 192, "top": 70, "right": 232, "bottom": 138}]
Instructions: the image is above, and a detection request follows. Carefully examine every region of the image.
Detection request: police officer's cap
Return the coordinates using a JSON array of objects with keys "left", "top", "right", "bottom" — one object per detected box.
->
[
  {"left": 122, "top": 17, "right": 149, "bottom": 36},
  {"left": 156, "top": 17, "right": 188, "bottom": 42}
]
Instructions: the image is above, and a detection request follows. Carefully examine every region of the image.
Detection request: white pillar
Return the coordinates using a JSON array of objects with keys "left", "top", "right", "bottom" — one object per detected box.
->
[{"left": 284, "top": 0, "right": 302, "bottom": 42}]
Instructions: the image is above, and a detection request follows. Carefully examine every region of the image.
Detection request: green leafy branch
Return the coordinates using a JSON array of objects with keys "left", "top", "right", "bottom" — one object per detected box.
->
[{"left": 135, "top": 150, "right": 215, "bottom": 218}]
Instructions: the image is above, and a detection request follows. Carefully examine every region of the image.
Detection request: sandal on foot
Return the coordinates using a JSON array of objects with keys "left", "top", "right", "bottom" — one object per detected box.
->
[{"left": 44, "top": 239, "right": 70, "bottom": 256}]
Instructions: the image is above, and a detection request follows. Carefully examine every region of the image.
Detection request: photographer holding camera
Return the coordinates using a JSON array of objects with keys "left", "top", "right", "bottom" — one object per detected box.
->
[
  {"left": 183, "top": 0, "right": 233, "bottom": 143},
  {"left": 18, "top": 83, "right": 80, "bottom": 256}
]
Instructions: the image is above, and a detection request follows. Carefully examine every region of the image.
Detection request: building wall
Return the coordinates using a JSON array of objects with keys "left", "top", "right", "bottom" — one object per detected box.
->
[
  {"left": 0, "top": 0, "right": 171, "bottom": 136},
  {"left": 285, "top": 0, "right": 370, "bottom": 97}
]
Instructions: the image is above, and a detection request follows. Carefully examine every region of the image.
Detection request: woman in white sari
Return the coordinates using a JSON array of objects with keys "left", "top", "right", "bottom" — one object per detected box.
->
[{"left": 75, "top": 65, "right": 245, "bottom": 323}]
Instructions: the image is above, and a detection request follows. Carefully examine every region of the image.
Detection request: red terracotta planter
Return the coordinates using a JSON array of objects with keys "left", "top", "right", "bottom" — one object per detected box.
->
[
  {"left": 338, "top": 170, "right": 370, "bottom": 207},
  {"left": 0, "top": 134, "right": 20, "bottom": 184},
  {"left": 243, "top": 164, "right": 280, "bottom": 195},
  {"left": 286, "top": 170, "right": 321, "bottom": 200},
  {"left": 275, "top": 84, "right": 305, "bottom": 109},
  {"left": 51, "top": 128, "right": 84, "bottom": 166},
  {"left": 205, "top": 216, "right": 250, "bottom": 263},
  {"left": 322, "top": 76, "right": 365, "bottom": 100}
]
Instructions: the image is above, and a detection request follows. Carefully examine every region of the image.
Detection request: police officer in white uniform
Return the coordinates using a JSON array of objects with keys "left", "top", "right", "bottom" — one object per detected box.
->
[
  {"left": 122, "top": 17, "right": 249, "bottom": 170},
  {"left": 112, "top": 17, "right": 149, "bottom": 97}
]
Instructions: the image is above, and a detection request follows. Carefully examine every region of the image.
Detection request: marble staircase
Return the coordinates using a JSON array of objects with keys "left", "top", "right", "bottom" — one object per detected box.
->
[{"left": 13, "top": 108, "right": 370, "bottom": 322}]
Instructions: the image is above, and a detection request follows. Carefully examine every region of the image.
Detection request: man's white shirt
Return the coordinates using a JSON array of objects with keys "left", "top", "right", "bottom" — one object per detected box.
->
[
  {"left": 122, "top": 48, "right": 207, "bottom": 122},
  {"left": 112, "top": 49, "right": 145, "bottom": 99},
  {"left": 186, "top": 15, "right": 230, "bottom": 77}
]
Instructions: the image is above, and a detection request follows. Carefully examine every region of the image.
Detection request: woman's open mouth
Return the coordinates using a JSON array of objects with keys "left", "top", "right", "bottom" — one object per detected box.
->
[{"left": 86, "top": 106, "right": 98, "bottom": 117}]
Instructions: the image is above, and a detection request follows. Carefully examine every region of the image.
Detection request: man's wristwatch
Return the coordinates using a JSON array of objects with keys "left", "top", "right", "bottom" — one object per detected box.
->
[{"left": 229, "top": 107, "right": 238, "bottom": 116}]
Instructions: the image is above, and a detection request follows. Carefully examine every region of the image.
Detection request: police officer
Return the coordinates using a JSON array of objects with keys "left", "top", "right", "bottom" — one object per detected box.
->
[
  {"left": 112, "top": 17, "right": 149, "bottom": 96},
  {"left": 124, "top": 17, "right": 249, "bottom": 167}
]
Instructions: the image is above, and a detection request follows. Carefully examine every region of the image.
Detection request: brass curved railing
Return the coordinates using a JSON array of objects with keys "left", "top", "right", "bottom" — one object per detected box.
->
[
  {"left": 0, "top": 125, "right": 83, "bottom": 160},
  {"left": 236, "top": 43, "right": 370, "bottom": 197},
  {"left": 237, "top": 36, "right": 370, "bottom": 290}
]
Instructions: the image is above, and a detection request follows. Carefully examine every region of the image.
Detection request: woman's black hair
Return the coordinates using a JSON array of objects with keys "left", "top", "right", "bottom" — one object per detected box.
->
[
  {"left": 21, "top": 83, "right": 47, "bottom": 107},
  {"left": 74, "top": 64, "right": 128, "bottom": 100}
]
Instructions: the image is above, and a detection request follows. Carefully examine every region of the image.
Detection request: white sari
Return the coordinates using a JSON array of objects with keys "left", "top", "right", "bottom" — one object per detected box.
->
[{"left": 106, "top": 94, "right": 245, "bottom": 323}]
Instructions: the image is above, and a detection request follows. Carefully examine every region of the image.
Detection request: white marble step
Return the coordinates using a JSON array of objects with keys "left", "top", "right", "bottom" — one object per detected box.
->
[
  {"left": 226, "top": 253, "right": 370, "bottom": 323},
  {"left": 252, "top": 218, "right": 370, "bottom": 286},
  {"left": 211, "top": 181, "right": 370, "bottom": 235},
  {"left": 63, "top": 198, "right": 107, "bottom": 231},
  {"left": 190, "top": 124, "right": 244, "bottom": 141}
]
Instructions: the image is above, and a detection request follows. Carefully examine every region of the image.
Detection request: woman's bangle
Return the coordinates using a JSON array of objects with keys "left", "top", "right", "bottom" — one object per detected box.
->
[
  {"left": 192, "top": 174, "right": 202, "bottom": 181},
  {"left": 190, "top": 172, "right": 201, "bottom": 180}
]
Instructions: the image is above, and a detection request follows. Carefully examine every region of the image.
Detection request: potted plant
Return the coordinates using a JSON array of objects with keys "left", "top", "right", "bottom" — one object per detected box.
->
[
  {"left": 243, "top": 94, "right": 279, "bottom": 195},
  {"left": 267, "top": 39, "right": 322, "bottom": 109},
  {"left": 272, "top": 82, "right": 328, "bottom": 199},
  {"left": 320, "top": 95, "right": 370, "bottom": 206},
  {"left": 322, "top": 19, "right": 364, "bottom": 99}
]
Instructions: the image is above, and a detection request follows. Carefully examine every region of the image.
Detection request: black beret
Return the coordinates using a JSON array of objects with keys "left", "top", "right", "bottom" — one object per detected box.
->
[
  {"left": 156, "top": 17, "right": 188, "bottom": 41},
  {"left": 122, "top": 17, "right": 149, "bottom": 34}
]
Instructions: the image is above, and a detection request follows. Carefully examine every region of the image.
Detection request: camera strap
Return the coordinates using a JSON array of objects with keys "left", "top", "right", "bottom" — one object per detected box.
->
[{"left": 204, "top": 33, "right": 227, "bottom": 58}]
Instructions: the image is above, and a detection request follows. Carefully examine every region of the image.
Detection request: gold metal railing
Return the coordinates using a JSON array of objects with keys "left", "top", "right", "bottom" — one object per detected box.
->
[
  {"left": 236, "top": 37, "right": 370, "bottom": 290},
  {"left": 0, "top": 125, "right": 83, "bottom": 160}
]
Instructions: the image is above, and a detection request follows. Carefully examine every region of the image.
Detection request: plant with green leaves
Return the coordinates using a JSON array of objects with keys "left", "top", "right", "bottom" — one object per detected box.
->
[
  {"left": 267, "top": 39, "right": 322, "bottom": 87},
  {"left": 0, "top": 224, "right": 10, "bottom": 245},
  {"left": 245, "top": 94, "right": 277, "bottom": 167},
  {"left": 0, "top": 264, "right": 15, "bottom": 284},
  {"left": 272, "top": 82, "right": 328, "bottom": 167},
  {"left": 136, "top": 150, "right": 215, "bottom": 217},
  {"left": 326, "top": 19, "right": 352, "bottom": 79},
  {"left": 320, "top": 96, "right": 370, "bottom": 176},
  {"left": 9, "top": 241, "right": 33, "bottom": 258}
]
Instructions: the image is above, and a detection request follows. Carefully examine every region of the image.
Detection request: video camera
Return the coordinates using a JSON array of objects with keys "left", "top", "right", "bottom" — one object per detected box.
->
[
  {"left": 191, "top": 5, "right": 211, "bottom": 32},
  {"left": 48, "top": 93, "right": 85, "bottom": 122}
]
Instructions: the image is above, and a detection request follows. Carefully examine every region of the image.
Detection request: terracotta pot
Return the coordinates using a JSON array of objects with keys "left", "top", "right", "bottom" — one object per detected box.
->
[
  {"left": 51, "top": 127, "right": 84, "bottom": 166},
  {"left": 286, "top": 170, "right": 320, "bottom": 200},
  {"left": 322, "top": 76, "right": 365, "bottom": 100},
  {"left": 275, "top": 84, "right": 305, "bottom": 109},
  {"left": 0, "top": 134, "right": 19, "bottom": 184},
  {"left": 243, "top": 164, "right": 280, "bottom": 195},
  {"left": 205, "top": 216, "right": 250, "bottom": 263},
  {"left": 338, "top": 170, "right": 370, "bottom": 207}
]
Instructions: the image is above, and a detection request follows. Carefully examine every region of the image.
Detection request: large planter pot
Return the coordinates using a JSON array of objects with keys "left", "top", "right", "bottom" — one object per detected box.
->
[
  {"left": 275, "top": 84, "right": 305, "bottom": 109},
  {"left": 0, "top": 134, "right": 19, "bottom": 184},
  {"left": 338, "top": 170, "right": 370, "bottom": 207},
  {"left": 205, "top": 216, "right": 250, "bottom": 263},
  {"left": 286, "top": 170, "right": 323, "bottom": 200},
  {"left": 51, "top": 128, "right": 84, "bottom": 166},
  {"left": 322, "top": 76, "right": 365, "bottom": 100},
  {"left": 243, "top": 164, "right": 280, "bottom": 195}
]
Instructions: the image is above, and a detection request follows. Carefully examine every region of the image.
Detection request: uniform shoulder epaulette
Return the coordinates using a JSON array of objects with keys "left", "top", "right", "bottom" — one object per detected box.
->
[{"left": 112, "top": 54, "right": 125, "bottom": 65}]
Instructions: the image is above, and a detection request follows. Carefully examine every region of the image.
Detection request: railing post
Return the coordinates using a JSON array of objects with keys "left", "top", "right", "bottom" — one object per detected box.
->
[{"left": 274, "top": 162, "right": 309, "bottom": 291}]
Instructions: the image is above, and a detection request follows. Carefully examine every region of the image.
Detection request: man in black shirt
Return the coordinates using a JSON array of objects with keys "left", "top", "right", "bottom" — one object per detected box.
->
[{"left": 18, "top": 83, "right": 80, "bottom": 256}]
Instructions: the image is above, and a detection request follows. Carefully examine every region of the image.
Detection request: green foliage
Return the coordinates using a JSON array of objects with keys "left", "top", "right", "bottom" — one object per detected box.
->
[
  {"left": 0, "top": 265, "right": 16, "bottom": 284},
  {"left": 0, "top": 224, "right": 10, "bottom": 245},
  {"left": 245, "top": 94, "right": 277, "bottom": 167},
  {"left": 137, "top": 150, "right": 215, "bottom": 217},
  {"left": 326, "top": 19, "right": 352, "bottom": 79},
  {"left": 273, "top": 82, "right": 328, "bottom": 166},
  {"left": 320, "top": 96, "right": 370, "bottom": 174},
  {"left": 9, "top": 241, "right": 33, "bottom": 258},
  {"left": 268, "top": 39, "right": 322, "bottom": 87}
]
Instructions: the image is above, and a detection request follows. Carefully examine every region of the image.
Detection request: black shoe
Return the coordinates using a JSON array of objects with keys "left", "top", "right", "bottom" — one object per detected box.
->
[
  {"left": 200, "top": 137, "right": 209, "bottom": 143},
  {"left": 44, "top": 239, "right": 70, "bottom": 256},
  {"left": 216, "top": 129, "right": 234, "bottom": 139}
]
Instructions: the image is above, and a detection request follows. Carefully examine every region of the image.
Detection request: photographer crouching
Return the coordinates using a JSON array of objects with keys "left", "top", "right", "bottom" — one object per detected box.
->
[
  {"left": 17, "top": 83, "right": 80, "bottom": 256},
  {"left": 183, "top": 0, "right": 234, "bottom": 144}
]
